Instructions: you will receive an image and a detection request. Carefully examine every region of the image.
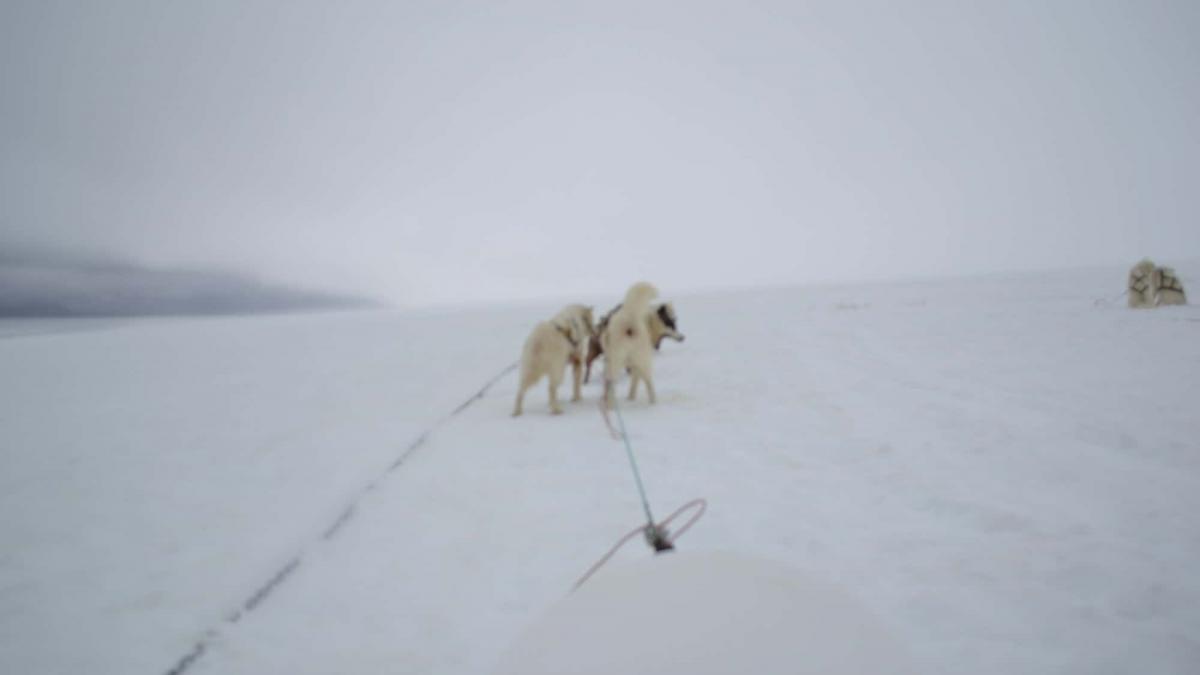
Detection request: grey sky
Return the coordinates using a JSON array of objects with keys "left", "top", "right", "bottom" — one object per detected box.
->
[{"left": 3, "top": 1, "right": 1198, "bottom": 307}]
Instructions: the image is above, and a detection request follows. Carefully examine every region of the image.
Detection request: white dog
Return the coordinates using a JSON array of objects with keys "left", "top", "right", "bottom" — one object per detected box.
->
[
  {"left": 585, "top": 301, "right": 684, "bottom": 383},
  {"left": 601, "top": 282, "right": 660, "bottom": 406},
  {"left": 1154, "top": 266, "right": 1187, "bottom": 306},
  {"left": 1128, "top": 259, "right": 1158, "bottom": 308},
  {"left": 512, "top": 308, "right": 590, "bottom": 416}
]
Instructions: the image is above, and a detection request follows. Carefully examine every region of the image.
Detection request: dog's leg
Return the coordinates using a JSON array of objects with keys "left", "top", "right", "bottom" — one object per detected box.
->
[
  {"left": 548, "top": 370, "right": 564, "bottom": 415},
  {"left": 628, "top": 372, "right": 640, "bottom": 401},
  {"left": 571, "top": 357, "right": 583, "bottom": 402},
  {"left": 584, "top": 341, "right": 600, "bottom": 384},
  {"left": 632, "top": 363, "right": 656, "bottom": 404},
  {"left": 512, "top": 384, "right": 527, "bottom": 417}
]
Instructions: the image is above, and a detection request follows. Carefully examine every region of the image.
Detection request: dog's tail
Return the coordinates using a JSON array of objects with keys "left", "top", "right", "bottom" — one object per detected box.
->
[{"left": 622, "top": 281, "right": 659, "bottom": 312}]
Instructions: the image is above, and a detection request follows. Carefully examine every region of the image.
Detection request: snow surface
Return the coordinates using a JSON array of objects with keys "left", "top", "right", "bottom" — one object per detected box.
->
[
  {"left": 494, "top": 551, "right": 916, "bottom": 675},
  {"left": 2, "top": 265, "right": 1199, "bottom": 674}
]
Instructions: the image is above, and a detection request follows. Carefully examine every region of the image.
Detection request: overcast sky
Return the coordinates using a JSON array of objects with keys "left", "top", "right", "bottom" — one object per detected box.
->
[{"left": 2, "top": 1, "right": 1198, "bottom": 307}]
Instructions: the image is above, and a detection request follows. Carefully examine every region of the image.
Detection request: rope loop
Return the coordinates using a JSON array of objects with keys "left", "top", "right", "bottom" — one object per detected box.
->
[{"left": 572, "top": 498, "right": 708, "bottom": 591}]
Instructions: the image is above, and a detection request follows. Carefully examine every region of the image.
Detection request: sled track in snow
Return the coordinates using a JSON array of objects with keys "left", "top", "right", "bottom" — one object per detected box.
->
[{"left": 161, "top": 362, "right": 519, "bottom": 675}]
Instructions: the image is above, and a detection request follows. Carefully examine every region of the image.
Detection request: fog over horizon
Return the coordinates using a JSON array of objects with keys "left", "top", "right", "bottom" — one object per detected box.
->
[
  {"left": 3, "top": 1, "right": 1199, "bottom": 309},
  {"left": 0, "top": 242, "right": 373, "bottom": 317}
]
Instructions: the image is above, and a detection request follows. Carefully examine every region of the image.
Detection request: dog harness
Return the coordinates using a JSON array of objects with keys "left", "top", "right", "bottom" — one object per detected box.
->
[
  {"left": 553, "top": 322, "right": 580, "bottom": 349},
  {"left": 1159, "top": 272, "right": 1184, "bottom": 293},
  {"left": 1129, "top": 270, "right": 1151, "bottom": 295}
]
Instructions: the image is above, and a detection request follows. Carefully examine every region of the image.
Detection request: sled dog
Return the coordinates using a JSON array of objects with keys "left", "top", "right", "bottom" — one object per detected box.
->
[
  {"left": 512, "top": 312, "right": 588, "bottom": 416},
  {"left": 601, "top": 282, "right": 660, "bottom": 406},
  {"left": 1128, "top": 259, "right": 1158, "bottom": 308},
  {"left": 1154, "top": 266, "right": 1187, "bottom": 306},
  {"left": 585, "top": 301, "right": 684, "bottom": 383}
]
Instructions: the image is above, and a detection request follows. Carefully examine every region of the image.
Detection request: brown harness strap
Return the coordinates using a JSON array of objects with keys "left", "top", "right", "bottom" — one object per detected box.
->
[
  {"left": 1159, "top": 275, "right": 1184, "bottom": 292},
  {"left": 1130, "top": 272, "right": 1151, "bottom": 294},
  {"left": 554, "top": 323, "right": 579, "bottom": 349}
]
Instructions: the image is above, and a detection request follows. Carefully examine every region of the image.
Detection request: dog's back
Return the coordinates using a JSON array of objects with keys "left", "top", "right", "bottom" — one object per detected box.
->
[
  {"left": 552, "top": 304, "right": 595, "bottom": 360},
  {"left": 553, "top": 304, "right": 595, "bottom": 337}
]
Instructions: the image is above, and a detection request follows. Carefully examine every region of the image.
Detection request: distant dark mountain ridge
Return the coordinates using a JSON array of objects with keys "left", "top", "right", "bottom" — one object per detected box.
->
[{"left": 0, "top": 247, "right": 375, "bottom": 317}]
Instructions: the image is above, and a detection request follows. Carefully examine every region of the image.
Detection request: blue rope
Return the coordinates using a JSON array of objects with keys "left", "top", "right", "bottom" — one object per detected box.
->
[{"left": 610, "top": 393, "right": 656, "bottom": 527}]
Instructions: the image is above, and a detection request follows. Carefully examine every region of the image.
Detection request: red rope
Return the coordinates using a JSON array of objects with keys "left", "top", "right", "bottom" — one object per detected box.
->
[{"left": 572, "top": 498, "right": 707, "bottom": 591}]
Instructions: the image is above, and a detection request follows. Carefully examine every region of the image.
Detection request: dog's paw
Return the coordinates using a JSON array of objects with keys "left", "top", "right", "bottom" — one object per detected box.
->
[{"left": 551, "top": 407, "right": 564, "bottom": 415}]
